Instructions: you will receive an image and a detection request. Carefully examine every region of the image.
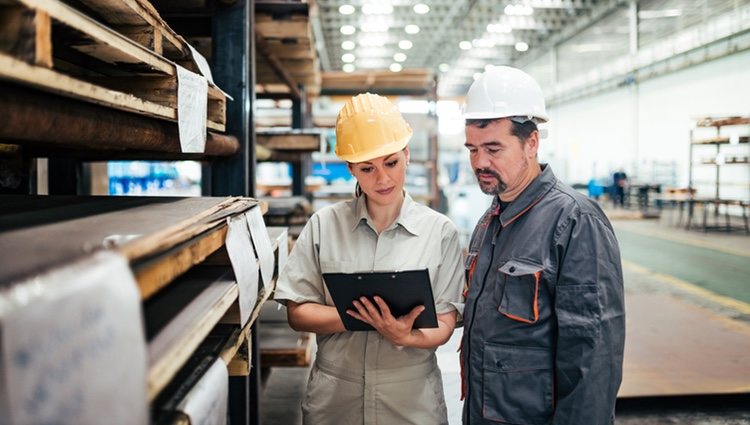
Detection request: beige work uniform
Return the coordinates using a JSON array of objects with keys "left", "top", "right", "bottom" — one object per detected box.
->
[{"left": 274, "top": 193, "right": 465, "bottom": 425}]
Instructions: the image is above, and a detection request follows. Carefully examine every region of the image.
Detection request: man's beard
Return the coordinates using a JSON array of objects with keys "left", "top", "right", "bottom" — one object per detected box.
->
[{"left": 475, "top": 168, "right": 506, "bottom": 195}]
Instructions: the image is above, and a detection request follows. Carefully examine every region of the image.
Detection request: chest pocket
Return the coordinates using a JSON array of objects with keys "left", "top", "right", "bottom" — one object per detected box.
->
[{"left": 497, "top": 260, "right": 543, "bottom": 324}]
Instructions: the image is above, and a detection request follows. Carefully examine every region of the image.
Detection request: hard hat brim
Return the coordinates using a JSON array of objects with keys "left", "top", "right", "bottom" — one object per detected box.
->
[{"left": 337, "top": 136, "right": 410, "bottom": 163}]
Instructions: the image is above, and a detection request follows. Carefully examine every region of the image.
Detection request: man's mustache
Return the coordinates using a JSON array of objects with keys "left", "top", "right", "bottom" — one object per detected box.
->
[{"left": 475, "top": 168, "right": 501, "bottom": 179}]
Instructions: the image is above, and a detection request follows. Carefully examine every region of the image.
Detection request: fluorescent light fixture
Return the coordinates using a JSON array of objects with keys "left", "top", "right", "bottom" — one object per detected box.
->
[
  {"left": 459, "top": 40, "right": 472, "bottom": 50},
  {"left": 638, "top": 9, "right": 682, "bottom": 19},
  {"left": 362, "top": 3, "right": 393, "bottom": 15},
  {"left": 343, "top": 64, "right": 356, "bottom": 72},
  {"left": 342, "top": 53, "right": 356, "bottom": 63},
  {"left": 338, "top": 4, "right": 355, "bottom": 15},
  {"left": 389, "top": 63, "right": 403, "bottom": 72},
  {"left": 487, "top": 23, "right": 512, "bottom": 33},
  {"left": 398, "top": 40, "right": 413, "bottom": 49},
  {"left": 413, "top": 3, "right": 430, "bottom": 14},
  {"left": 505, "top": 4, "right": 533, "bottom": 16},
  {"left": 473, "top": 38, "right": 495, "bottom": 48},
  {"left": 358, "top": 36, "right": 387, "bottom": 47},
  {"left": 439, "top": 63, "right": 450, "bottom": 72},
  {"left": 340, "top": 25, "right": 356, "bottom": 35},
  {"left": 405, "top": 24, "right": 420, "bottom": 34},
  {"left": 515, "top": 41, "right": 529, "bottom": 52},
  {"left": 341, "top": 40, "right": 356, "bottom": 50},
  {"left": 393, "top": 52, "right": 407, "bottom": 62},
  {"left": 361, "top": 22, "right": 390, "bottom": 32}
]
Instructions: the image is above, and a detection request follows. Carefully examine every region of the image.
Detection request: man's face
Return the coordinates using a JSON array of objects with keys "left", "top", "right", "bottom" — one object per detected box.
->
[{"left": 464, "top": 119, "right": 535, "bottom": 196}]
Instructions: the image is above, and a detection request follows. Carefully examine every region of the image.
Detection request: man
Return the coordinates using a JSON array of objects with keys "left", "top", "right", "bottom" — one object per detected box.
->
[{"left": 460, "top": 66, "right": 625, "bottom": 425}]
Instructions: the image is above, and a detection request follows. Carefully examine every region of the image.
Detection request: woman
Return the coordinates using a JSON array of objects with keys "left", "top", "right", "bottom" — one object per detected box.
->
[{"left": 274, "top": 93, "right": 464, "bottom": 425}]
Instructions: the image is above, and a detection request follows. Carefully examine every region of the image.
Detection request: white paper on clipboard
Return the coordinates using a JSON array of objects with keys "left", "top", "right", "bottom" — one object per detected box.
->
[
  {"left": 0, "top": 251, "right": 147, "bottom": 425},
  {"left": 225, "top": 214, "right": 260, "bottom": 326},
  {"left": 246, "top": 207, "right": 275, "bottom": 287},
  {"left": 176, "top": 64, "right": 208, "bottom": 153},
  {"left": 176, "top": 359, "right": 228, "bottom": 425}
]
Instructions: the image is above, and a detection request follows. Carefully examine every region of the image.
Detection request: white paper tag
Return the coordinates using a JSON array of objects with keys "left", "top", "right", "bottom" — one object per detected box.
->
[
  {"left": 176, "top": 64, "right": 208, "bottom": 153},
  {"left": 187, "top": 44, "right": 214, "bottom": 85},
  {"left": 0, "top": 251, "right": 148, "bottom": 425},
  {"left": 176, "top": 359, "right": 228, "bottom": 425},
  {"left": 246, "top": 208, "right": 275, "bottom": 287},
  {"left": 277, "top": 228, "right": 288, "bottom": 279},
  {"left": 225, "top": 215, "right": 260, "bottom": 326}
]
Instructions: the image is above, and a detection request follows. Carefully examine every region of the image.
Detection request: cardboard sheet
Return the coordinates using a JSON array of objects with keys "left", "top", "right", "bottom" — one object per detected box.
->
[
  {"left": 176, "top": 359, "right": 228, "bottom": 425},
  {"left": 0, "top": 251, "right": 148, "bottom": 425},
  {"left": 225, "top": 215, "right": 260, "bottom": 326}
]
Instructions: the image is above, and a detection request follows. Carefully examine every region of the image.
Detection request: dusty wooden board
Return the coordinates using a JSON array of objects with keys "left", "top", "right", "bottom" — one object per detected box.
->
[
  {"left": 145, "top": 267, "right": 237, "bottom": 401},
  {"left": 0, "top": 0, "right": 226, "bottom": 129},
  {"left": 0, "top": 196, "right": 258, "bottom": 288},
  {"left": 322, "top": 69, "right": 434, "bottom": 94},
  {"left": 256, "top": 131, "right": 322, "bottom": 151},
  {"left": 696, "top": 116, "right": 750, "bottom": 127}
]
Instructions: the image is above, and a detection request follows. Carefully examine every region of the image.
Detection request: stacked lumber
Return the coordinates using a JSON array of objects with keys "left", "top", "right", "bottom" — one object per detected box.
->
[
  {"left": 0, "top": 0, "right": 226, "bottom": 133},
  {"left": 322, "top": 68, "right": 435, "bottom": 95},
  {"left": 0, "top": 196, "right": 288, "bottom": 423},
  {"left": 255, "top": 0, "right": 321, "bottom": 97}
]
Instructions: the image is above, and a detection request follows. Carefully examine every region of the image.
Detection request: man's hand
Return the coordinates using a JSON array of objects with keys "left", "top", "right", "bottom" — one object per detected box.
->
[{"left": 346, "top": 296, "right": 425, "bottom": 346}]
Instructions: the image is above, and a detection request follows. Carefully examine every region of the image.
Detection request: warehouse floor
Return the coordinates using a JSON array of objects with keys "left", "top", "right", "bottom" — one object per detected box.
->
[{"left": 260, "top": 209, "right": 750, "bottom": 424}]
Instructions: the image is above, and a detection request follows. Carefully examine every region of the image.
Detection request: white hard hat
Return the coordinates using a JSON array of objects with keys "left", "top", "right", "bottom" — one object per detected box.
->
[{"left": 462, "top": 65, "right": 548, "bottom": 123}]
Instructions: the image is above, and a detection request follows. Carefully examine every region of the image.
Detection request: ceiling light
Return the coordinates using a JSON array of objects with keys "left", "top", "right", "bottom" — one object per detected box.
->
[
  {"left": 398, "top": 40, "right": 413, "bottom": 50},
  {"left": 342, "top": 53, "right": 356, "bottom": 63},
  {"left": 340, "top": 25, "right": 356, "bottom": 35},
  {"left": 459, "top": 40, "right": 472, "bottom": 50},
  {"left": 343, "top": 64, "right": 356, "bottom": 72},
  {"left": 358, "top": 36, "right": 386, "bottom": 47},
  {"left": 439, "top": 63, "right": 450, "bottom": 72},
  {"left": 393, "top": 52, "right": 407, "bottom": 62},
  {"left": 362, "top": 3, "right": 393, "bottom": 15},
  {"left": 390, "top": 63, "right": 403, "bottom": 72},
  {"left": 505, "top": 4, "right": 533, "bottom": 16},
  {"left": 361, "top": 22, "right": 390, "bottom": 32},
  {"left": 638, "top": 9, "right": 683, "bottom": 19},
  {"left": 473, "top": 38, "right": 495, "bottom": 48},
  {"left": 405, "top": 24, "right": 420, "bottom": 34},
  {"left": 487, "top": 23, "right": 512, "bottom": 33},
  {"left": 413, "top": 3, "right": 430, "bottom": 14},
  {"left": 515, "top": 41, "right": 529, "bottom": 52},
  {"left": 341, "top": 40, "right": 356, "bottom": 50},
  {"left": 339, "top": 4, "right": 355, "bottom": 15}
]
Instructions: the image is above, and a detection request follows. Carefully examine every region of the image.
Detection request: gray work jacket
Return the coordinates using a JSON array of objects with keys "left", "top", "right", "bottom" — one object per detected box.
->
[{"left": 461, "top": 164, "right": 625, "bottom": 425}]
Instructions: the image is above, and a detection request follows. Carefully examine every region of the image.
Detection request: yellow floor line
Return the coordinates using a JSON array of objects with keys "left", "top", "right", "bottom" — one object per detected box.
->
[
  {"left": 622, "top": 259, "right": 750, "bottom": 316},
  {"left": 615, "top": 225, "right": 750, "bottom": 258}
]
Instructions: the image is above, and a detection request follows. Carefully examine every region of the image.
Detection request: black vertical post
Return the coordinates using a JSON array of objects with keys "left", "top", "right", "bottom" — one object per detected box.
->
[
  {"left": 47, "top": 158, "right": 80, "bottom": 195},
  {"left": 210, "top": 0, "right": 255, "bottom": 197},
  {"left": 291, "top": 84, "right": 309, "bottom": 196}
]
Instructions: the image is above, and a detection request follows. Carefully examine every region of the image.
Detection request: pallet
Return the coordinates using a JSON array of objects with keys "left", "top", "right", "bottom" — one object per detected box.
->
[
  {"left": 0, "top": 0, "right": 226, "bottom": 132},
  {"left": 322, "top": 69, "right": 435, "bottom": 96},
  {"left": 256, "top": 129, "right": 323, "bottom": 151}
]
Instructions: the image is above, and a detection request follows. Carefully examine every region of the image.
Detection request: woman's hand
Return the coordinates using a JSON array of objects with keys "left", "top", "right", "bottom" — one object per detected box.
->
[{"left": 347, "top": 296, "right": 425, "bottom": 346}]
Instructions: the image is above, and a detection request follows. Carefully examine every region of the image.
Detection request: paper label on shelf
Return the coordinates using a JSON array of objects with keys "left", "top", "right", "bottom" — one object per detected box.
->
[
  {"left": 225, "top": 214, "right": 260, "bottom": 326},
  {"left": 176, "top": 359, "right": 228, "bottom": 425},
  {"left": 186, "top": 44, "right": 233, "bottom": 100},
  {"left": 176, "top": 64, "right": 208, "bottom": 153},
  {"left": 246, "top": 207, "right": 275, "bottom": 287},
  {"left": 0, "top": 251, "right": 147, "bottom": 425}
]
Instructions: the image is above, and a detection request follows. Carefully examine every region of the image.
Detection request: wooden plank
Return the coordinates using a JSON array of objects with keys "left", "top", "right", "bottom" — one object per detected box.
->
[
  {"left": 115, "top": 25, "right": 163, "bottom": 55},
  {"left": 259, "top": 325, "right": 313, "bottom": 367},
  {"left": 696, "top": 116, "right": 750, "bottom": 127},
  {"left": 255, "top": 12, "right": 310, "bottom": 40},
  {"left": 17, "top": 0, "right": 174, "bottom": 74},
  {"left": 0, "top": 83, "right": 234, "bottom": 155},
  {"left": 146, "top": 269, "right": 238, "bottom": 401},
  {"left": 0, "top": 6, "right": 52, "bottom": 67},
  {"left": 0, "top": 53, "right": 174, "bottom": 119},
  {"left": 256, "top": 131, "right": 321, "bottom": 151},
  {"left": 255, "top": 28, "right": 300, "bottom": 100},
  {"left": 134, "top": 226, "right": 228, "bottom": 300}
]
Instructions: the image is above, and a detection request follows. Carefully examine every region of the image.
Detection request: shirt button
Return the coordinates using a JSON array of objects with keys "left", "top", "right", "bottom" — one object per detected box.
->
[
  {"left": 509, "top": 266, "right": 516, "bottom": 273},
  {"left": 496, "top": 360, "right": 503, "bottom": 368}
]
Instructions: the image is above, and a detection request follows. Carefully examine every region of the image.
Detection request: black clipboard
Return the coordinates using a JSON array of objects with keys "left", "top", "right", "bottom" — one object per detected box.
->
[{"left": 322, "top": 269, "right": 438, "bottom": 331}]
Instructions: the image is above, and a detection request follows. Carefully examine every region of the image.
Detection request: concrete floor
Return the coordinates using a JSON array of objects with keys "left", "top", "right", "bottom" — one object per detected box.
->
[{"left": 260, "top": 208, "right": 750, "bottom": 424}]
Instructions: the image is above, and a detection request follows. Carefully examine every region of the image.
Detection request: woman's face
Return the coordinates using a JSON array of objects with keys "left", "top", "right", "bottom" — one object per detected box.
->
[{"left": 348, "top": 148, "right": 409, "bottom": 206}]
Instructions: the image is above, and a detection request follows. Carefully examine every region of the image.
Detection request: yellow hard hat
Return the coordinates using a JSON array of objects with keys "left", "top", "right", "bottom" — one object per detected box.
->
[{"left": 335, "top": 93, "right": 413, "bottom": 163}]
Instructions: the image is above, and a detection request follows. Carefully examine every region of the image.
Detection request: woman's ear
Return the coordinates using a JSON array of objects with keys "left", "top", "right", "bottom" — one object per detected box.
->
[{"left": 404, "top": 147, "right": 410, "bottom": 165}]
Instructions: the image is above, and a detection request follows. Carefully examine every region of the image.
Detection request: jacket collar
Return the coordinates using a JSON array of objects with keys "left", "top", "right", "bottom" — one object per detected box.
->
[
  {"left": 352, "top": 191, "right": 419, "bottom": 236},
  {"left": 492, "top": 163, "right": 557, "bottom": 227}
]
